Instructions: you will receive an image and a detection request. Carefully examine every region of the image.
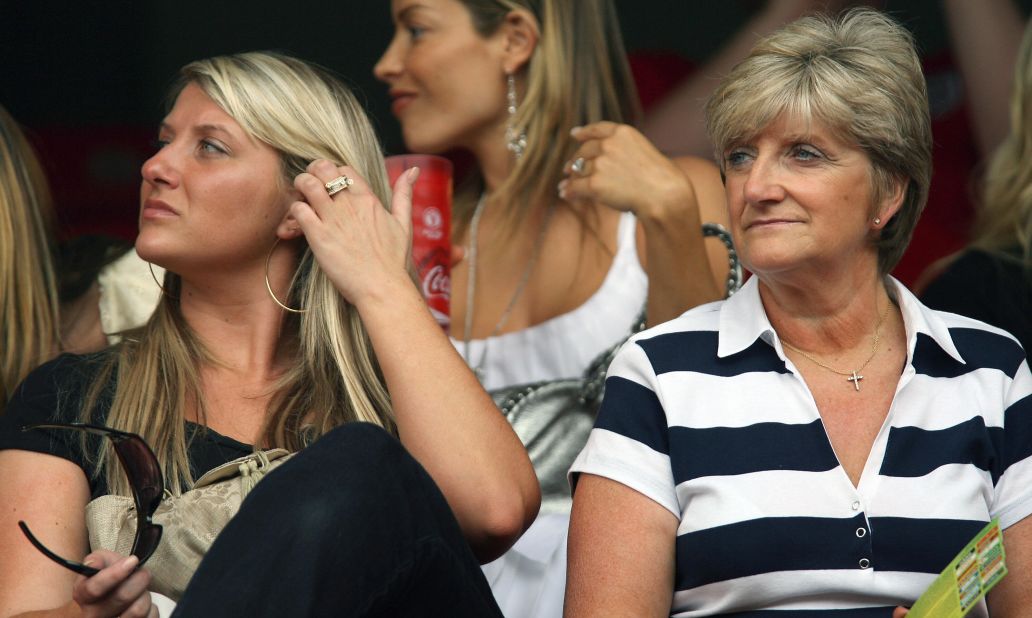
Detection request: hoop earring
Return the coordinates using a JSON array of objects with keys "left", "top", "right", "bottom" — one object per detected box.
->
[
  {"left": 505, "top": 73, "right": 528, "bottom": 160},
  {"left": 148, "top": 262, "right": 177, "bottom": 299},
  {"left": 265, "top": 238, "right": 306, "bottom": 314}
]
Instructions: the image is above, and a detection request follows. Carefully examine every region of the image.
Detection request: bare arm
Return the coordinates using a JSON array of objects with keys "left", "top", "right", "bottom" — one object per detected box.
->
[
  {"left": 559, "top": 123, "right": 729, "bottom": 325},
  {"left": 290, "top": 161, "right": 540, "bottom": 563},
  {"left": 986, "top": 515, "right": 1032, "bottom": 616},
  {"left": 565, "top": 474, "right": 679, "bottom": 616},
  {"left": 638, "top": 155, "right": 730, "bottom": 326},
  {"left": 642, "top": 0, "right": 827, "bottom": 157},
  {"left": 0, "top": 451, "right": 87, "bottom": 616},
  {"left": 941, "top": 0, "right": 1026, "bottom": 158}
]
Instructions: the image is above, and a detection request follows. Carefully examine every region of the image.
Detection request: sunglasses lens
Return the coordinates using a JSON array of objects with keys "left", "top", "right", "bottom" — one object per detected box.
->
[
  {"left": 113, "top": 438, "right": 164, "bottom": 514},
  {"left": 132, "top": 523, "right": 164, "bottom": 565}
]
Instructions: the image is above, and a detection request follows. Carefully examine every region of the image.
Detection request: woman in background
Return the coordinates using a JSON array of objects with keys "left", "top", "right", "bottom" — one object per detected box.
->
[
  {"left": 0, "top": 103, "right": 61, "bottom": 412},
  {"left": 920, "top": 17, "right": 1032, "bottom": 355},
  {"left": 376, "top": 1, "right": 732, "bottom": 614}
]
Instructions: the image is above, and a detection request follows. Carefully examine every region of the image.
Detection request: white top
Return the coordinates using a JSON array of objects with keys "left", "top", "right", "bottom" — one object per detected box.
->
[
  {"left": 571, "top": 275, "right": 1032, "bottom": 616},
  {"left": 451, "top": 211, "right": 647, "bottom": 390},
  {"left": 97, "top": 249, "right": 163, "bottom": 344}
]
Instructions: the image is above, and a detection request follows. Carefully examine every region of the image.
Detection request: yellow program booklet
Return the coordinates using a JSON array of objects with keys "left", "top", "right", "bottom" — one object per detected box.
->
[{"left": 907, "top": 519, "right": 1007, "bottom": 618}]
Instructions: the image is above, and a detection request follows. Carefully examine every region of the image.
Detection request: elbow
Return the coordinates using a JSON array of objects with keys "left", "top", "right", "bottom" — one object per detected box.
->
[{"left": 469, "top": 481, "right": 541, "bottom": 564}]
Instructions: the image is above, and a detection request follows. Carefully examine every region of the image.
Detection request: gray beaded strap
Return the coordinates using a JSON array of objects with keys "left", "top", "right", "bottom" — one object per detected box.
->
[{"left": 702, "top": 222, "right": 743, "bottom": 297}]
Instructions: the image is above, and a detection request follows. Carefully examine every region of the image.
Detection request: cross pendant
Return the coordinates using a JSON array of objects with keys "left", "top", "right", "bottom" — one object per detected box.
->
[{"left": 847, "top": 371, "right": 864, "bottom": 391}]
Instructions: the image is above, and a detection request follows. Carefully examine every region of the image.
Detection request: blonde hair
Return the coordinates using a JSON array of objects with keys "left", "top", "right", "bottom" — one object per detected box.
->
[
  {"left": 974, "top": 21, "right": 1032, "bottom": 265},
  {"left": 0, "top": 104, "right": 60, "bottom": 412},
  {"left": 85, "top": 52, "right": 395, "bottom": 495},
  {"left": 455, "top": 0, "right": 640, "bottom": 233},
  {"left": 705, "top": 8, "right": 932, "bottom": 275}
]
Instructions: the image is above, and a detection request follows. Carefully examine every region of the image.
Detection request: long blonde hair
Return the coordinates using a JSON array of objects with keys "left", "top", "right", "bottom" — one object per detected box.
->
[
  {"left": 0, "top": 104, "right": 60, "bottom": 412},
  {"left": 85, "top": 52, "right": 395, "bottom": 495},
  {"left": 974, "top": 21, "right": 1032, "bottom": 266},
  {"left": 455, "top": 0, "right": 640, "bottom": 233}
]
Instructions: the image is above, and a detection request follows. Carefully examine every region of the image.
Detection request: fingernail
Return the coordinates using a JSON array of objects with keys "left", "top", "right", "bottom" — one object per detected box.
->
[
  {"left": 570, "top": 126, "right": 582, "bottom": 136},
  {"left": 121, "top": 555, "right": 140, "bottom": 570},
  {"left": 407, "top": 166, "right": 421, "bottom": 182}
]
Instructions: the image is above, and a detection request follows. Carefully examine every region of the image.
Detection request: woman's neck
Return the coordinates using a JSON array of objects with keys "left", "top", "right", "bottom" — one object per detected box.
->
[
  {"left": 759, "top": 266, "right": 894, "bottom": 354},
  {"left": 177, "top": 262, "right": 291, "bottom": 376},
  {"left": 470, "top": 128, "right": 516, "bottom": 194}
]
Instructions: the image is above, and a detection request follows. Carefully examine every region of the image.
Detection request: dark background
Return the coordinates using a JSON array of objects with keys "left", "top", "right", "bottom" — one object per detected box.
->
[{"left": 0, "top": 0, "right": 1027, "bottom": 279}]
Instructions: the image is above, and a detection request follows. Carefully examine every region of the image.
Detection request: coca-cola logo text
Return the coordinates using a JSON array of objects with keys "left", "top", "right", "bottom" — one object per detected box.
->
[{"left": 421, "top": 264, "right": 451, "bottom": 299}]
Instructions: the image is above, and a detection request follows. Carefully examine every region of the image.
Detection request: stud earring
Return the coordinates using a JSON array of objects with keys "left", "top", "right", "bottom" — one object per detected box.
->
[
  {"left": 874, "top": 217, "right": 882, "bottom": 225},
  {"left": 505, "top": 73, "right": 528, "bottom": 160}
]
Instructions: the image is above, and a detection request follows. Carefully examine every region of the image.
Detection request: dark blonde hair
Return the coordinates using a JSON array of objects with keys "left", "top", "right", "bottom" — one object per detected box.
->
[
  {"left": 455, "top": 0, "right": 641, "bottom": 232},
  {"left": 0, "top": 104, "right": 60, "bottom": 412},
  {"left": 706, "top": 8, "right": 931, "bottom": 275}
]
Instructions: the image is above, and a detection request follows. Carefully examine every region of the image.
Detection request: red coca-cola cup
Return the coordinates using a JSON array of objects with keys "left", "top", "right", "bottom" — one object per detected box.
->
[{"left": 385, "top": 154, "right": 452, "bottom": 331}]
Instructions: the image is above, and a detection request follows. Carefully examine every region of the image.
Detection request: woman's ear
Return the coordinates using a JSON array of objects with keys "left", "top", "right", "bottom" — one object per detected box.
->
[
  {"left": 873, "top": 175, "right": 906, "bottom": 230},
  {"left": 499, "top": 9, "right": 540, "bottom": 74},
  {"left": 276, "top": 210, "right": 304, "bottom": 241}
]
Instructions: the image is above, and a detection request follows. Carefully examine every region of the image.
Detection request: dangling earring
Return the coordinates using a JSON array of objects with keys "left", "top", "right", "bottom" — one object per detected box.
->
[
  {"left": 265, "top": 238, "right": 306, "bottom": 314},
  {"left": 505, "top": 73, "right": 528, "bottom": 160},
  {"left": 148, "top": 262, "right": 177, "bottom": 299}
]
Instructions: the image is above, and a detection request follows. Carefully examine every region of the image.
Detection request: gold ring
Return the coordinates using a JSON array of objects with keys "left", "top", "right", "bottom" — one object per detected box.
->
[{"left": 325, "top": 175, "right": 353, "bottom": 196}]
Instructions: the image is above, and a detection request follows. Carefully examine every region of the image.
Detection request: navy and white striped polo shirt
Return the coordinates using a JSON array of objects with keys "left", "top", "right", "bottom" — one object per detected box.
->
[{"left": 571, "top": 276, "right": 1032, "bottom": 617}]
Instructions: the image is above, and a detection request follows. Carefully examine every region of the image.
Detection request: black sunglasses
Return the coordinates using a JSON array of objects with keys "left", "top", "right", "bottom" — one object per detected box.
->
[{"left": 18, "top": 422, "right": 164, "bottom": 576}]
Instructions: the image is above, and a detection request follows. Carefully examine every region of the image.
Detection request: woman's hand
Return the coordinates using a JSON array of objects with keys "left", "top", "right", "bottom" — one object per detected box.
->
[
  {"left": 72, "top": 550, "right": 156, "bottom": 618},
  {"left": 558, "top": 122, "right": 700, "bottom": 221},
  {"left": 290, "top": 159, "right": 418, "bottom": 306}
]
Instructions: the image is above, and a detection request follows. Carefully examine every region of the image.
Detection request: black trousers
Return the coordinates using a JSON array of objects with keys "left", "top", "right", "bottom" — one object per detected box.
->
[{"left": 172, "top": 423, "right": 503, "bottom": 617}]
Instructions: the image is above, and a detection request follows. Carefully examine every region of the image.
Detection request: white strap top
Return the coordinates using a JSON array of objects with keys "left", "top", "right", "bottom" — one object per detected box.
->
[{"left": 451, "top": 211, "right": 648, "bottom": 391}]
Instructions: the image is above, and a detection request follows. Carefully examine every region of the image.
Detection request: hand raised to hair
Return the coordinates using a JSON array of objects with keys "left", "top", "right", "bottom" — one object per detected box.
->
[
  {"left": 71, "top": 549, "right": 157, "bottom": 618},
  {"left": 290, "top": 160, "right": 416, "bottom": 306},
  {"left": 558, "top": 122, "right": 701, "bottom": 222}
]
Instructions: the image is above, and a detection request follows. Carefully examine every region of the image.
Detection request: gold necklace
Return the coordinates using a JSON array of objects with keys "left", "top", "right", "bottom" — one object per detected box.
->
[{"left": 780, "top": 299, "right": 892, "bottom": 392}]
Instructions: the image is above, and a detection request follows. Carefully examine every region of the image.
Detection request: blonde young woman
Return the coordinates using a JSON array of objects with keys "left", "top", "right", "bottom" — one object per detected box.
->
[
  {"left": 0, "top": 103, "right": 61, "bottom": 413},
  {"left": 376, "top": 1, "right": 732, "bottom": 614},
  {"left": 921, "top": 17, "right": 1032, "bottom": 355},
  {"left": 0, "top": 52, "right": 538, "bottom": 617}
]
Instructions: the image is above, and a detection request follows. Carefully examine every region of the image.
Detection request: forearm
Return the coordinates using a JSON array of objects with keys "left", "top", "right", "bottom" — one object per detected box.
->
[
  {"left": 941, "top": 0, "right": 1025, "bottom": 157},
  {"left": 639, "top": 191, "right": 723, "bottom": 326},
  {"left": 354, "top": 277, "right": 540, "bottom": 561},
  {"left": 642, "top": 1, "right": 817, "bottom": 157}
]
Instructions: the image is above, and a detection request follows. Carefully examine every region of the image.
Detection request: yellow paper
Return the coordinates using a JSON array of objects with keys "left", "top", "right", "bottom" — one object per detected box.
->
[{"left": 907, "top": 519, "right": 1007, "bottom": 618}]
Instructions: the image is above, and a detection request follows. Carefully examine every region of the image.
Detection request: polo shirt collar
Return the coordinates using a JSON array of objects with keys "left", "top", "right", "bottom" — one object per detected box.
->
[{"left": 716, "top": 275, "right": 967, "bottom": 365}]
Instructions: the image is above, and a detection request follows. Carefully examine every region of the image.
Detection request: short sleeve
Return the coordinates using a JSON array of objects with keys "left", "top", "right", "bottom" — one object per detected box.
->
[
  {"left": 569, "top": 338, "right": 679, "bottom": 517},
  {"left": 991, "top": 357, "right": 1032, "bottom": 529},
  {"left": 0, "top": 354, "right": 106, "bottom": 484}
]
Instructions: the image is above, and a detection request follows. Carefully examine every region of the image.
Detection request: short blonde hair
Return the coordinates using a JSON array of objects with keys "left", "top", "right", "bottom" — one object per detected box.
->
[{"left": 706, "top": 8, "right": 931, "bottom": 274}]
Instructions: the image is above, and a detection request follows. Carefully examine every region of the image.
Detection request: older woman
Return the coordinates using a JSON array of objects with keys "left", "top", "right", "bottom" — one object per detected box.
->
[
  {"left": 567, "top": 9, "right": 1032, "bottom": 617},
  {"left": 0, "top": 52, "right": 537, "bottom": 617}
]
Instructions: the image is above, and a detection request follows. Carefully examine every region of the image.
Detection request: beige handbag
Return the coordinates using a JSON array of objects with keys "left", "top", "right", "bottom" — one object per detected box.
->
[{"left": 85, "top": 448, "right": 294, "bottom": 600}]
